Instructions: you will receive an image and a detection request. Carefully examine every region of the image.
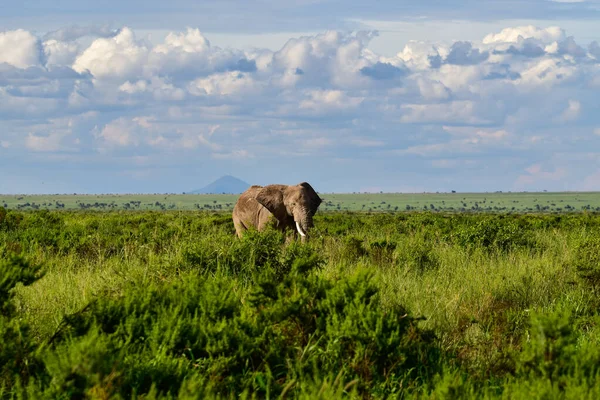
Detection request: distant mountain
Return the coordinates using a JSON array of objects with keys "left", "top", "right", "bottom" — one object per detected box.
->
[{"left": 188, "top": 175, "right": 250, "bottom": 194}]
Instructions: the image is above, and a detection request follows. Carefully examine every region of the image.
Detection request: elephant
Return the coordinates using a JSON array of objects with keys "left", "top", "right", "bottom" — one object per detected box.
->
[{"left": 232, "top": 182, "right": 322, "bottom": 241}]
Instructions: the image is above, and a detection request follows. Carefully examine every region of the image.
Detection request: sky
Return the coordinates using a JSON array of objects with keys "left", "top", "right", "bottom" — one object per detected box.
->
[{"left": 2, "top": 1, "right": 600, "bottom": 193}]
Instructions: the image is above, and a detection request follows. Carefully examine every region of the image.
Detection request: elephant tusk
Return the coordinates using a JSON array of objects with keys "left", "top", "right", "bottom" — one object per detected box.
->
[{"left": 295, "top": 221, "right": 307, "bottom": 237}]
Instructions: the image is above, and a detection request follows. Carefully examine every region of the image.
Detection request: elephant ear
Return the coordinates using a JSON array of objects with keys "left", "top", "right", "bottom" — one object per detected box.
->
[
  {"left": 255, "top": 185, "right": 288, "bottom": 220},
  {"left": 299, "top": 182, "right": 322, "bottom": 212}
]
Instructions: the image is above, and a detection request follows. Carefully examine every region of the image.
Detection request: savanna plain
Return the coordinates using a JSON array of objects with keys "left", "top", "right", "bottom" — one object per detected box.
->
[{"left": 2, "top": 197, "right": 600, "bottom": 398}]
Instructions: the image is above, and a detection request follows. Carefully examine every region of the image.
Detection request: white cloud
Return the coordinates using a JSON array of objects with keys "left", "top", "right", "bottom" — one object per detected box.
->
[
  {"left": 415, "top": 77, "right": 451, "bottom": 100},
  {"left": 299, "top": 89, "right": 363, "bottom": 112},
  {"left": 95, "top": 116, "right": 228, "bottom": 152},
  {"left": 400, "top": 127, "right": 514, "bottom": 157},
  {"left": 268, "top": 31, "right": 377, "bottom": 88},
  {"left": 3, "top": 24, "right": 600, "bottom": 192},
  {"left": 119, "top": 77, "right": 186, "bottom": 101},
  {"left": 430, "top": 64, "right": 485, "bottom": 92},
  {"left": 394, "top": 41, "right": 444, "bottom": 70},
  {"left": 43, "top": 39, "right": 79, "bottom": 66},
  {"left": 482, "top": 26, "right": 565, "bottom": 45},
  {"left": 517, "top": 58, "right": 579, "bottom": 87},
  {"left": 558, "top": 99, "right": 581, "bottom": 122},
  {"left": 147, "top": 28, "right": 253, "bottom": 78},
  {"left": 23, "top": 117, "right": 80, "bottom": 152},
  {"left": 25, "top": 133, "right": 64, "bottom": 152},
  {"left": 400, "top": 101, "right": 490, "bottom": 125},
  {"left": 188, "top": 71, "right": 261, "bottom": 96},
  {"left": 73, "top": 28, "right": 148, "bottom": 80},
  {"left": 96, "top": 117, "right": 143, "bottom": 147},
  {"left": 0, "top": 29, "right": 41, "bottom": 68}
]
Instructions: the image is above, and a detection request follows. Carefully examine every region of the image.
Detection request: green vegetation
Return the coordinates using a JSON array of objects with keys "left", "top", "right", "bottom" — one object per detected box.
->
[
  {"left": 2, "top": 208, "right": 600, "bottom": 398},
  {"left": 3, "top": 191, "right": 600, "bottom": 213}
]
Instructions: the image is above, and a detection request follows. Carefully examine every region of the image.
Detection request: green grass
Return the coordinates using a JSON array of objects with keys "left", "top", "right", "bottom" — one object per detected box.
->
[
  {"left": 2, "top": 191, "right": 600, "bottom": 212},
  {"left": 2, "top": 209, "right": 600, "bottom": 398}
]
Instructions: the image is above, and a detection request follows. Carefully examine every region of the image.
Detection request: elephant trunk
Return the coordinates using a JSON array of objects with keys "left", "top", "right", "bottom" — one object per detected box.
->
[{"left": 295, "top": 208, "right": 313, "bottom": 242}]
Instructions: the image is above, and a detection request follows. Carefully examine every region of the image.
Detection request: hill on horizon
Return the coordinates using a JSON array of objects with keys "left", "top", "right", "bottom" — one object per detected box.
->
[{"left": 188, "top": 175, "right": 250, "bottom": 194}]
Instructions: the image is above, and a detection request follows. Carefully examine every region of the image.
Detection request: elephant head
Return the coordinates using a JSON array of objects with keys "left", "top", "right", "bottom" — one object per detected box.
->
[{"left": 255, "top": 182, "right": 322, "bottom": 240}]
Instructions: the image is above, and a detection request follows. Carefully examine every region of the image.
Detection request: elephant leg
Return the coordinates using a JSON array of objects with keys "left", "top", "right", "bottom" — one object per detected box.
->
[
  {"left": 257, "top": 208, "right": 278, "bottom": 232},
  {"left": 233, "top": 215, "right": 246, "bottom": 238}
]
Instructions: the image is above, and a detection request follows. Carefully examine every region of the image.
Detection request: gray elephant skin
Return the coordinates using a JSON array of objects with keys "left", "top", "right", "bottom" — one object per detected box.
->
[{"left": 232, "top": 182, "right": 322, "bottom": 241}]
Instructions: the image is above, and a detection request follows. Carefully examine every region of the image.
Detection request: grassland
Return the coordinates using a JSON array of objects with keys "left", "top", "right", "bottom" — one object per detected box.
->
[
  {"left": 2, "top": 207, "right": 600, "bottom": 398},
  {"left": 2, "top": 191, "right": 600, "bottom": 213}
]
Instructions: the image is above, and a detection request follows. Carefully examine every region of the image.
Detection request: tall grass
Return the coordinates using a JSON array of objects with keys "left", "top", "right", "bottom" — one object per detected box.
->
[{"left": 1, "top": 209, "right": 600, "bottom": 398}]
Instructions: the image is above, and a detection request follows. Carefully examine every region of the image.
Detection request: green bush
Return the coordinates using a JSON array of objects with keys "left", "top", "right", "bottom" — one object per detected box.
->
[
  {"left": 394, "top": 234, "right": 439, "bottom": 273},
  {"left": 450, "top": 216, "right": 531, "bottom": 252},
  {"left": 0, "top": 256, "right": 43, "bottom": 393},
  {"left": 2, "top": 210, "right": 600, "bottom": 398},
  {"left": 572, "top": 236, "right": 600, "bottom": 292},
  {"left": 512, "top": 307, "right": 600, "bottom": 395},
  {"left": 36, "top": 264, "right": 438, "bottom": 398}
]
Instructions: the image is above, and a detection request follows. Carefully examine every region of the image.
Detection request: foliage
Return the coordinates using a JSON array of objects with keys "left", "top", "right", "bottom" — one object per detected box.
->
[
  {"left": 1, "top": 210, "right": 600, "bottom": 398},
  {"left": 0, "top": 256, "right": 43, "bottom": 393},
  {"left": 571, "top": 236, "right": 600, "bottom": 292}
]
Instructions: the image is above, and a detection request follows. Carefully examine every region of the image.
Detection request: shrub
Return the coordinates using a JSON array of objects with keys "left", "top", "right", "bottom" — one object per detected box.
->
[
  {"left": 571, "top": 236, "right": 600, "bottom": 292},
  {"left": 450, "top": 217, "right": 530, "bottom": 252},
  {"left": 514, "top": 307, "right": 600, "bottom": 393},
  {"left": 0, "top": 256, "right": 44, "bottom": 392},
  {"left": 39, "top": 263, "right": 439, "bottom": 398},
  {"left": 342, "top": 236, "right": 367, "bottom": 262}
]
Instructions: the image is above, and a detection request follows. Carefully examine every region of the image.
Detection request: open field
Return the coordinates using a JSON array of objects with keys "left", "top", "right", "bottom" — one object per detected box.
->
[
  {"left": 2, "top": 191, "right": 600, "bottom": 212},
  {"left": 2, "top": 208, "right": 600, "bottom": 398}
]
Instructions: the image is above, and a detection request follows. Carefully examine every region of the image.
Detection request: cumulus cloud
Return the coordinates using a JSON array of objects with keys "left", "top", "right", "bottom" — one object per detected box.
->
[
  {"left": 394, "top": 41, "right": 445, "bottom": 70},
  {"left": 43, "top": 39, "right": 80, "bottom": 66},
  {"left": 483, "top": 26, "right": 566, "bottom": 45},
  {"left": 119, "top": 77, "right": 186, "bottom": 101},
  {"left": 400, "top": 126, "right": 514, "bottom": 157},
  {"left": 188, "top": 71, "right": 261, "bottom": 97},
  {"left": 360, "top": 62, "right": 407, "bottom": 80},
  {"left": 266, "top": 31, "right": 378, "bottom": 89},
  {"left": 517, "top": 58, "right": 580, "bottom": 86},
  {"left": 445, "top": 41, "right": 489, "bottom": 65},
  {"left": 589, "top": 41, "right": 600, "bottom": 60},
  {"left": 147, "top": 28, "right": 255, "bottom": 79},
  {"left": 299, "top": 89, "right": 363, "bottom": 113},
  {"left": 3, "top": 24, "right": 600, "bottom": 192},
  {"left": 0, "top": 29, "right": 42, "bottom": 68},
  {"left": 73, "top": 28, "right": 148, "bottom": 80},
  {"left": 400, "top": 101, "right": 492, "bottom": 125},
  {"left": 96, "top": 117, "right": 144, "bottom": 148}
]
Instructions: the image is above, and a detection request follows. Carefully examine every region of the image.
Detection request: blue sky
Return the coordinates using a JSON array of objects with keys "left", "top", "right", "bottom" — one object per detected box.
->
[{"left": 2, "top": 1, "right": 600, "bottom": 193}]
